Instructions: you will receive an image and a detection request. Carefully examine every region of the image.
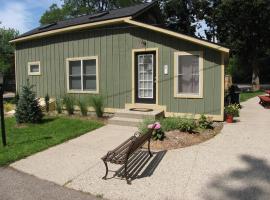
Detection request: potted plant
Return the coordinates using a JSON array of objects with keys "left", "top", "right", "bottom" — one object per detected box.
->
[{"left": 224, "top": 104, "right": 240, "bottom": 123}]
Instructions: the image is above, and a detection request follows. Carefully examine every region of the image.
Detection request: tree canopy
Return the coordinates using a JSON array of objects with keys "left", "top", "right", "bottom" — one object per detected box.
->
[
  {"left": 201, "top": 0, "right": 270, "bottom": 88},
  {"left": 0, "top": 26, "right": 19, "bottom": 73},
  {"left": 40, "top": 0, "right": 146, "bottom": 25}
]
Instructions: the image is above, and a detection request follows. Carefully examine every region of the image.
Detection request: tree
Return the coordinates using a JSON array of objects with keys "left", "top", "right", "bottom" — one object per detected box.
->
[
  {"left": 161, "top": 0, "right": 197, "bottom": 36},
  {"left": 0, "top": 26, "right": 19, "bottom": 73},
  {"left": 40, "top": 4, "right": 67, "bottom": 25},
  {"left": 40, "top": 0, "right": 145, "bottom": 25},
  {"left": 15, "top": 81, "right": 43, "bottom": 124},
  {"left": 200, "top": 0, "right": 270, "bottom": 90}
]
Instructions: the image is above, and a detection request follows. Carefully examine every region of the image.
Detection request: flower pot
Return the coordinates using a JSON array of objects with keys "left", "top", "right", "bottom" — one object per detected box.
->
[{"left": 226, "top": 115, "right": 234, "bottom": 123}]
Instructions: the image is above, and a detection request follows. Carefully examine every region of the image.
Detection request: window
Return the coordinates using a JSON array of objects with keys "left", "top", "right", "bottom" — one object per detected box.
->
[
  {"left": 67, "top": 56, "right": 99, "bottom": 93},
  {"left": 28, "top": 61, "right": 41, "bottom": 75},
  {"left": 174, "top": 51, "right": 203, "bottom": 98}
]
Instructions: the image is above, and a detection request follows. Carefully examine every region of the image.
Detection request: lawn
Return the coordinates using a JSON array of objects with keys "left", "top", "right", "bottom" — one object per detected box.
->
[
  {"left": 0, "top": 117, "right": 103, "bottom": 166},
  {"left": 240, "top": 90, "right": 265, "bottom": 102}
]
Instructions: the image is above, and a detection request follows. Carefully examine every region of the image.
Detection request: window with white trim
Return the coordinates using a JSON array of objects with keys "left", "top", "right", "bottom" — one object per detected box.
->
[
  {"left": 67, "top": 57, "right": 98, "bottom": 93},
  {"left": 28, "top": 61, "right": 41, "bottom": 75},
  {"left": 174, "top": 51, "right": 203, "bottom": 98}
]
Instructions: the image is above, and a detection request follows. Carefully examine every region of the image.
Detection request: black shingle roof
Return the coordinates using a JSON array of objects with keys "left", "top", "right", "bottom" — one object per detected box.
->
[{"left": 16, "top": 1, "right": 157, "bottom": 39}]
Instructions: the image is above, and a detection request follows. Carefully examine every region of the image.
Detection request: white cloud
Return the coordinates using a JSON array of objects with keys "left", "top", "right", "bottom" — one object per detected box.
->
[
  {"left": 0, "top": 2, "right": 31, "bottom": 33},
  {"left": 0, "top": 0, "right": 62, "bottom": 33}
]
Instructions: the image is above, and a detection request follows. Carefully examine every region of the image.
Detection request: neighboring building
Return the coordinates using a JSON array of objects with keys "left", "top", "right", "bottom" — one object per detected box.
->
[{"left": 11, "top": 1, "right": 229, "bottom": 121}]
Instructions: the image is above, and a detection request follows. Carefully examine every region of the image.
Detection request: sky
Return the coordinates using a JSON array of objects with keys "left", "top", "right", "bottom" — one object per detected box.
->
[
  {"left": 0, "top": 0, "right": 62, "bottom": 34},
  {"left": 0, "top": 0, "right": 207, "bottom": 37}
]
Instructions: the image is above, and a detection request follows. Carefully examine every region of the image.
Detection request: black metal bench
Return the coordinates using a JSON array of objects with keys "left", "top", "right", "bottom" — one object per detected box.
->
[{"left": 101, "top": 125, "right": 156, "bottom": 184}]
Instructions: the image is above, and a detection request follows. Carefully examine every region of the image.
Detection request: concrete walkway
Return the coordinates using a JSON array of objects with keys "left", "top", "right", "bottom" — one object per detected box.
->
[{"left": 11, "top": 97, "right": 270, "bottom": 200}]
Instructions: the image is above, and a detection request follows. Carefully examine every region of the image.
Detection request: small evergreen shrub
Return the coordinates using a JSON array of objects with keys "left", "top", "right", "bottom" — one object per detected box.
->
[
  {"left": 90, "top": 95, "right": 104, "bottom": 117},
  {"left": 63, "top": 95, "right": 75, "bottom": 115},
  {"left": 78, "top": 98, "right": 88, "bottom": 116},
  {"left": 14, "top": 92, "right": 20, "bottom": 105},
  {"left": 55, "top": 98, "right": 62, "bottom": 114},
  {"left": 198, "top": 114, "right": 213, "bottom": 129},
  {"left": 45, "top": 94, "right": 50, "bottom": 112},
  {"left": 15, "top": 81, "right": 43, "bottom": 123}
]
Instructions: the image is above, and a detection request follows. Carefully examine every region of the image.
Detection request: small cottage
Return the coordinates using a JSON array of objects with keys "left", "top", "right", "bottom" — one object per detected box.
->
[{"left": 11, "top": 1, "right": 229, "bottom": 121}]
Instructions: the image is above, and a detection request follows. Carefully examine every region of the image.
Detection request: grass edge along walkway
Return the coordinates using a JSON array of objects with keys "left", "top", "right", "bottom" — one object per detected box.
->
[{"left": 0, "top": 116, "right": 103, "bottom": 166}]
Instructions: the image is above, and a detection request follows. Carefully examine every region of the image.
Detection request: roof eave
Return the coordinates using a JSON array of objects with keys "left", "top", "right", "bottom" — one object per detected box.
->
[
  {"left": 10, "top": 17, "right": 132, "bottom": 43},
  {"left": 124, "top": 19, "right": 229, "bottom": 53}
]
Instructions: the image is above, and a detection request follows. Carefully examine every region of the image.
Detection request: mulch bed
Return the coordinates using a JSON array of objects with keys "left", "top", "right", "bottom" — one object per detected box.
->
[{"left": 145, "top": 122, "right": 223, "bottom": 150}]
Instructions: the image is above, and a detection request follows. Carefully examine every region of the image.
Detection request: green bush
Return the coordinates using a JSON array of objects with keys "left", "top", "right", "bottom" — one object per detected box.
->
[
  {"left": 160, "top": 116, "right": 196, "bottom": 133},
  {"left": 160, "top": 117, "right": 180, "bottom": 132},
  {"left": 177, "top": 117, "right": 196, "bottom": 132},
  {"left": 15, "top": 81, "right": 43, "bottom": 123},
  {"left": 152, "top": 129, "right": 165, "bottom": 141},
  {"left": 78, "top": 98, "right": 88, "bottom": 116},
  {"left": 63, "top": 95, "right": 75, "bottom": 115},
  {"left": 138, "top": 118, "right": 165, "bottom": 141},
  {"left": 55, "top": 98, "right": 62, "bottom": 114},
  {"left": 90, "top": 95, "right": 104, "bottom": 117},
  {"left": 198, "top": 114, "right": 213, "bottom": 129},
  {"left": 138, "top": 117, "right": 156, "bottom": 134},
  {"left": 45, "top": 94, "right": 50, "bottom": 112},
  {"left": 14, "top": 92, "right": 20, "bottom": 105}
]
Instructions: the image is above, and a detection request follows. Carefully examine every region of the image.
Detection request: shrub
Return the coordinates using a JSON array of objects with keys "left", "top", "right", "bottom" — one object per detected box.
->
[
  {"left": 4, "top": 102, "right": 14, "bottom": 112},
  {"left": 63, "top": 95, "right": 75, "bottom": 115},
  {"left": 198, "top": 114, "right": 213, "bottom": 129},
  {"left": 225, "top": 104, "right": 240, "bottom": 117},
  {"left": 160, "top": 117, "right": 180, "bottom": 132},
  {"left": 78, "top": 98, "right": 88, "bottom": 116},
  {"left": 177, "top": 117, "right": 196, "bottom": 132},
  {"left": 90, "top": 95, "right": 104, "bottom": 117},
  {"left": 160, "top": 116, "right": 196, "bottom": 133},
  {"left": 138, "top": 117, "right": 156, "bottom": 134},
  {"left": 138, "top": 119, "right": 165, "bottom": 141},
  {"left": 14, "top": 92, "right": 20, "bottom": 105},
  {"left": 15, "top": 81, "right": 43, "bottom": 123},
  {"left": 55, "top": 98, "right": 62, "bottom": 114},
  {"left": 152, "top": 128, "right": 165, "bottom": 141},
  {"left": 45, "top": 94, "right": 50, "bottom": 112}
]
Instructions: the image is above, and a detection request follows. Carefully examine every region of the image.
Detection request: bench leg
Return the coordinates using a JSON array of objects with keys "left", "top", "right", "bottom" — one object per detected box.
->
[
  {"left": 124, "top": 161, "right": 131, "bottom": 184},
  {"left": 102, "top": 160, "right": 108, "bottom": 180},
  {"left": 148, "top": 139, "right": 153, "bottom": 157}
]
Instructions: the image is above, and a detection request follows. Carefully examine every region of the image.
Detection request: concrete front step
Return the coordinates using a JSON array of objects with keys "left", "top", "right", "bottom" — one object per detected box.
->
[
  {"left": 115, "top": 109, "right": 164, "bottom": 119},
  {"left": 108, "top": 109, "right": 164, "bottom": 127},
  {"left": 108, "top": 117, "right": 142, "bottom": 127}
]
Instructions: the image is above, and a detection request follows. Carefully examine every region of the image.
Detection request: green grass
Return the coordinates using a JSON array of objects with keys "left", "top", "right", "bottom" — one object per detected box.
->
[
  {"left": 0, "top": 116, "right": 103, "bottom": 166},
  {"left": 240, "top": 90, "right": 265, "bottom": 102}
]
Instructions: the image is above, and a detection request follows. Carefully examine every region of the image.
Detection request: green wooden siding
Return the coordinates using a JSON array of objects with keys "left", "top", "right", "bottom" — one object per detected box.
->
[{"left": 15, "top": 25, "right": 222, "bottom": 115}]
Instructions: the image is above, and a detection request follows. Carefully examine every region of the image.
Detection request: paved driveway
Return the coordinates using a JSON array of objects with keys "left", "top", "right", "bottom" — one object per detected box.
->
[
  {"left": 0, "top": 167, "right": 98, "bottom": 200},
  {"left": 11, "top": 97, "right": 270, "bottom": 200}
]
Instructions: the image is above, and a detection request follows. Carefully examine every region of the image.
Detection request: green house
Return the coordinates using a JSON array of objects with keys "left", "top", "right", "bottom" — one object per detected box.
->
[{"left": 11, "top": 1, "right": 229, "bottom": 121}]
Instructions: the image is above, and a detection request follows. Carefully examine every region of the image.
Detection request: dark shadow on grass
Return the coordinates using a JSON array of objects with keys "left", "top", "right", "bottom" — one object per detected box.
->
[
  {"left": 10, "top": 136, "right": 53, "bottom": 147},
  {"left": 204, "top": 155, "right": 270, "bottom": 200},
  {"left": 109, "top": 150, "right": 167, "bottom": 182},
  {"left": 39, "top": 117, "right": 56, "bottom": 124}
]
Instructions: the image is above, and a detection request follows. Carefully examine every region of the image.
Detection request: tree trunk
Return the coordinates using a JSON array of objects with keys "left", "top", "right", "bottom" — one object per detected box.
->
[{"left": 251, "top": 61, "right": 260, "bottom": 91}]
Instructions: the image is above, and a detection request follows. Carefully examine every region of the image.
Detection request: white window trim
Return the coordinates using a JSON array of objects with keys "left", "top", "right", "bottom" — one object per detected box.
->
[
  {"left": 174, "top": 51, "right": 203, "bottom": 98},
  {"left": 66, "top": 56, "right": 99, "bottom": 94},
  {"left": 28, "top": 61, "right": 41, "bottom": 76}
]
